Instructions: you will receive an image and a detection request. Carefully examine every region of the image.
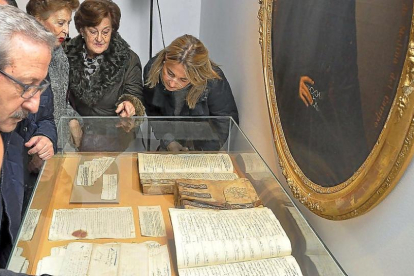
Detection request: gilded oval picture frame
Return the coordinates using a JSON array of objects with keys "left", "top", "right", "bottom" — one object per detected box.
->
[{"left": 259, "top": 0, "right": 414, "bottom": 219}]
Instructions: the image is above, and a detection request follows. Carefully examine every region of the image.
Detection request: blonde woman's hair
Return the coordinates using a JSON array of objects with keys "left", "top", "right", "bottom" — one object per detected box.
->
[{"left": 146, "top": 34, "right": 221, "bottom": 109}]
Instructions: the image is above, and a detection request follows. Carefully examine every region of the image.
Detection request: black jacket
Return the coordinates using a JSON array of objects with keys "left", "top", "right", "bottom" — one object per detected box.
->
[
  {"left": 0, "top": 86, "right": 57, "bottom": 268},
  {"left": 65, "top": 33, "right": 144, "bottom": 116},
  {"left": 143, "top": 56, "right": 239, "bottom": 150}
]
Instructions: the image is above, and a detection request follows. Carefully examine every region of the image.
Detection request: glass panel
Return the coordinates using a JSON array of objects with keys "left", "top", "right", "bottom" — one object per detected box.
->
[{"left": 8, "top": 116, "right": 345, "bottom": 275}]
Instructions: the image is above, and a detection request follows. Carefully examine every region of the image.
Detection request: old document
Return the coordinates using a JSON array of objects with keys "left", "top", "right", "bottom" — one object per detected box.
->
[
  {"left": 19, "top": 209, "right": 41, "bottom": 241},
  {"left": 49, "top": 207, "right": 135, "bottom": 240},
  {"left": 8, "top": 247, "right": 28, "bottom": 274},
  {"left": 147, "top": 242, "right": 171, "bottom": 276},
  {"left": 175, "top": 178, "right": 262, "bottom": 209},
  {"left": 139, "top": 153, "right": 239, "bottom": 195},
  {"left": 118, "top": 243, "right": 150, "bottom": 275},
  {"left": 76, "top": 157, "right": 115, "bottom": 186},
  {"left": 88, "top": 243, "right": 120, "bottom": 276},
  {"left": 36, "top": 245, "right": 66, "bottom": 276},
  {"left": 101, "top": 174, "right": 118, "bottom": 200},
  {"left": 179, "top": 256, "right": 303, "bottom": 276},
  {"left": 138, "top": 153, "right": 234, "bottom": 173},
  {"left": 169, "top": 207, "right": 292, "bottom": 268},
  {"left": 138, "top": 206, "right": 166, "bottom": 237},
  {"left": 59, "top": 242, "right": 93, "bottom": 276},
  {"left": 36, "top": 242, "right": 171, "bottom": 276},
  {"left": 140, "top": 172, "right": 239, "bottom": 181}
]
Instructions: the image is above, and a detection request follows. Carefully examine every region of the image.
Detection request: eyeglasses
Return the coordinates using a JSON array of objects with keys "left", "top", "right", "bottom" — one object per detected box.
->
[
  {"left": 85, "top": 28, "right": 112, "bottom": 39},
  {"left": 0, "top": 69, "right": 50, "bottom": 99}
]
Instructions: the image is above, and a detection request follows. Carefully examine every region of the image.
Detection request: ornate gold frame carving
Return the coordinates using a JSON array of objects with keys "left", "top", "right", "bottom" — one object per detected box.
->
[{"left": 259, "top": 0, "right": 414, "bottom": 219}]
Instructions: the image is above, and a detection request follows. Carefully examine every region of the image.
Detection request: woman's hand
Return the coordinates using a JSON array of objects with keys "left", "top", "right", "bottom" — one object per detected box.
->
[
  {"left": 116, "top": 117, "right": 136, "bottom": 133},
  {"left": 28, "top": 154, "right": 44, "bottom": 174},
  {"left": 299, "top": 76, "right": 314, "bottom": 107},
  {"left": 116, "top": 101, "right": 136, "bottom": 117},
  {"left": 167, "top": 141, "right": 189, "bottom": 152},
  {"left": 69, "top": 119, "right": 83, "bottom": 149}
]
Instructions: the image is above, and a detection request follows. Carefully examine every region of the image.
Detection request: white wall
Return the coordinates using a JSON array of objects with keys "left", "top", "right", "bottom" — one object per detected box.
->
[
  {"left": 199, "top": 0, "right": 281, "bottom": 180},
  {"left": 16, "top": 0, "right": 201, "bottom": 66},
  {"left": 199, "top": 1, "right": 414, "bottom": 276}
]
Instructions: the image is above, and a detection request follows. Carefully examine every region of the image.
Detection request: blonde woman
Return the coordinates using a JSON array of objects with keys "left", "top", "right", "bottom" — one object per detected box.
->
[{"left": 143, "top": 34, "right": 239, "bottom": 151}]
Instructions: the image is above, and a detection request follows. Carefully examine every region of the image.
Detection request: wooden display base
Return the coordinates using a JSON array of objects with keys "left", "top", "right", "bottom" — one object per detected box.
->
[{"left": 15, "top": 152, "right": 178, "bottom": 275}]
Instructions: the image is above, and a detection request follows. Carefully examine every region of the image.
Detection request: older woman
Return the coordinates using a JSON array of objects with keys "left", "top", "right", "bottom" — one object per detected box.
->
[
  {"left": 20, "top": 0, "right": 80, "bottom": 218},
  {"left": 27, "top": 0, "right": 80, "bottom": 126},
  {"left": 143, "top": 34, "right": 239, "bottom": 151},
  {"left": 66, "top": 0, "right": 144, "bottom": 118},
  {"left": 23, "top": 0, "right": 79, "bottom": 165}
]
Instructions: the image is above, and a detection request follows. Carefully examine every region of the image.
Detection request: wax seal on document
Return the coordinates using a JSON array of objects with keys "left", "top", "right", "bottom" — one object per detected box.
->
[{"left": 72, "top": 229, "right": 88, "bottom": 238}]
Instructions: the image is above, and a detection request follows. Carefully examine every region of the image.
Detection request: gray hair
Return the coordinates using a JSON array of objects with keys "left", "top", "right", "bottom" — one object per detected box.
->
[{"left": 0, "top": 5, "right": 55, "bottom": 70}]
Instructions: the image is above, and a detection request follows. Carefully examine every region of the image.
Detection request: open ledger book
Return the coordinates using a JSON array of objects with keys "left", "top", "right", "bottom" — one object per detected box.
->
[{"left": 169, "top": 207, "right": 303, "bottom": 276}]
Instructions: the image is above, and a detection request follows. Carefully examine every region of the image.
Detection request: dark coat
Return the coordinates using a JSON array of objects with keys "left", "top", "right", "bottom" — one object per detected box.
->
[
  {"left": 17, "top": 82, "right": 57, "bottom": 153},
  {"left": 0, "top": 132, "right": 24, "bottom": 268},
  {"left": 143, "top": 56, "right": 239, "bottom": 150},
  {"left": 0, "top": 86, "right": 56, "bottom": 268},
  {"left": 65, "top": 33, "right": 144, "bottom": 116}
]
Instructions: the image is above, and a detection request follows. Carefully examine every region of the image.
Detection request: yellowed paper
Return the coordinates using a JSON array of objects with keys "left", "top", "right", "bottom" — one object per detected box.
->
[
  {"left": 147, "top": 242, "right": 172, "bottom": 276},
  {"left": 140, "top": 172, "right": 238, "bottom": 181},
  {"left": 88, "top": 243, "right": 120, "bottom": 276},
  {"left": 49, "top": 207, "right": 135, "bottom": 240},
  {"left": 101, "top": 174, "right": 118, "bottom": 200},
  {"left": 118, "top": 243, "right": 150, "bottom": 276},
  {"left": 76, "top": 157, "right": 115, "bottom": 186},
  {"left": 175, "top": 178, "right": 262, "bottom": 209},
  {"left": 138, "top": 153, "right": 234, "bottom": 173},
  {"left": 19, "top": 209, "right": 41, "bottom": 241},
  {"left": 59, "top": 242, "right": 93, "bottom": 276},
  {"left": 138, "top": 206, "right": 166, "bottom": 237},
  {"left": 8, "top": 247, "right": 27, "bottom": 273},
  {"left": 179, "top": 256, "right": 303, "bottom": 276},
  {"left": 169, "top": 207, "right": 292, "bottom": 269},
  {"left": 36, "top": 241, "right": 171, "bottom": 276}
]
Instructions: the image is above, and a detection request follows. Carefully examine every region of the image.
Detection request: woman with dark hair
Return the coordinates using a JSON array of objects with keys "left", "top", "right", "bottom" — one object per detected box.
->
[
  {"left": 65, "top": 0, "right": 144, "bottom": 151},
  {"left": 66, "top": 0, "right": 144, "bottom": 118},
  {"left": 143, "top": 34, "right": 239, "bottom": 151}
]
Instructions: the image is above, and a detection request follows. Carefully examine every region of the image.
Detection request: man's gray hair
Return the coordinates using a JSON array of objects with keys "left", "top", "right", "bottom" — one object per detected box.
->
[{"left": 0, "top": 5, "right": 55, "bottom": 70}]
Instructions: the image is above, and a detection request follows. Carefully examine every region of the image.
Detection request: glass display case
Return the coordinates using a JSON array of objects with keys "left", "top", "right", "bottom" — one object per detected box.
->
[{"left": 7, "top": 116, "right": 346, "bottom": 276}]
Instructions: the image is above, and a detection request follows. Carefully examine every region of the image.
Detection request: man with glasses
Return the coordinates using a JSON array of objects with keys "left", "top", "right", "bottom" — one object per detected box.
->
[{"left": 0, "top": 5, "right": 55, "bottom": 269}]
